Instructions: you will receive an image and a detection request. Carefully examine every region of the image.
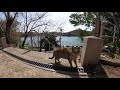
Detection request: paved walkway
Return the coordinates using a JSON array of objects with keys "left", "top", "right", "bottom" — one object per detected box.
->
[
  {"left": 3, "top": 47, "right": 82, "bottom": 67},
  {"left": 0, "top": 47, "right": 88, "bottom": 78}
]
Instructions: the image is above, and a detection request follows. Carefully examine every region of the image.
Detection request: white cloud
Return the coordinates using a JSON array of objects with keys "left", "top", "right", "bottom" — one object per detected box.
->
[
  {"left": 0, "top": 12, "right": 91, "bottom": 33},
  {"left": 47, "top": 12, "right": 90, "bottom": 32}
]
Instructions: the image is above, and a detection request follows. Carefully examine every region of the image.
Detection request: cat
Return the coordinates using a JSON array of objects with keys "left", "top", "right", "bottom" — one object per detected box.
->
[{"left": 49, "top": 46, "right": 81, "bottom": 67}]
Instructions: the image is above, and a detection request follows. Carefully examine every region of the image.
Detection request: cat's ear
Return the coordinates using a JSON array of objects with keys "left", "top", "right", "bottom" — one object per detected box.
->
[
  {"left": 72, "top": 46, "right": 74, "bottom": 51},
  {"left": 78, "top": 46, "right": 80, "bottom": 50}
]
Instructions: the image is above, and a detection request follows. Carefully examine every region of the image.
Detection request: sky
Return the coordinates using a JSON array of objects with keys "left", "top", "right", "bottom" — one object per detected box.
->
[
  {"left": 0, "top": 12, "right": 90, "bottom": 33},
  {"left": 47, "top": 12, "right": 87, "bottom": 32}
]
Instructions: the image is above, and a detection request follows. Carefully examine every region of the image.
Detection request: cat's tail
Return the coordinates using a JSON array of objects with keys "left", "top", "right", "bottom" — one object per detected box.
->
[{"left": 49, "top": 54, "right": 55, "bottom": 59}]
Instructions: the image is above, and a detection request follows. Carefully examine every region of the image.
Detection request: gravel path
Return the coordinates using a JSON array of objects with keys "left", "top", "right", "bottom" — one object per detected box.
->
[{"left": 0, "top": 47, "right": 87, "bottom": 78}]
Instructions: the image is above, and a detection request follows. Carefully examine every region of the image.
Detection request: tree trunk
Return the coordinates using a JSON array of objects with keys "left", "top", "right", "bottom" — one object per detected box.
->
[
  {"left": 5, "top": 26, "right": 11, "bottom": 44},
  {"left": 39, "top": 38, "right": 43, "bottom": 52},
  {"left": 22, "top": 33, "right": 28, "bottom": 48},
  {"left": 0, "top": 27, "right": 2, "bottom": 38},
  {"left": 5, "top": 18, "right": 14, "bottom": 44},
  {"left": 30, "top": 35, "right": 33, "bottom": 50}
]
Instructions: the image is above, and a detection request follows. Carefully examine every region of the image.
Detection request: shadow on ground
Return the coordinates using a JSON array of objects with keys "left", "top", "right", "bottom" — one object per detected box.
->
[
  {"left": 84, "top": 62, "right": 109, "bottom": 78},
  {"left": 49, "top": 63, "right": 80, "bottom": 78},
  {"left": 22, "top": 50, "right": 31, "bottom": 55}
]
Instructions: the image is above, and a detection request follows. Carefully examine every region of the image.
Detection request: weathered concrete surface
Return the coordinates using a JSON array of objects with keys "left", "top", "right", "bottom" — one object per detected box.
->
[
  {"left": 80, "top": 36, "right": 103, "bottom": 68},
  {"left": 0, "top": 47, "right": 88, "bottom": 78}
]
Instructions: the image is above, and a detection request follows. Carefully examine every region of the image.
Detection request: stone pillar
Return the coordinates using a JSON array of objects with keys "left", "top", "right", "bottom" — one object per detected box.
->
[
  {"left": 93, "top": 18, "right": 101, "bottom": 37},
  {"left": 80, "top": 36, "right": 103, "bottom": 68},
  {"left": 0, "top": 37, "right": 8, "bottom": 48}
]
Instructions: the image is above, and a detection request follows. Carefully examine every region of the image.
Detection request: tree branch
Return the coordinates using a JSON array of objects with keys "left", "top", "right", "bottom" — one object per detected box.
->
[
  {"left": 31, "top": 23, "right": 49, "bottom": 30},
  {"left": 112, "top": 13, "right": 120, "bottom": 29},
  {"left": 3, "top": 12, "right": 7, "bottom": 19},
  {"left": 7, "top": 12, "right": 10, "bottom": 19},
  {"left": 13, "top": 12, "right": 18, "bottom": 21},
  {"left": 27, "top": 12, "right": 47, "bottom": 27}
]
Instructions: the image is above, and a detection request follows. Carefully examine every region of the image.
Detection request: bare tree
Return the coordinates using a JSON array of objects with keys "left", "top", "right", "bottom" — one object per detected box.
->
[
  {"left": 3, "top": 12, "right": 18, "bottom": 44},
  {"left": 20, "top": 12, "right": 50, "bottom": 48}
]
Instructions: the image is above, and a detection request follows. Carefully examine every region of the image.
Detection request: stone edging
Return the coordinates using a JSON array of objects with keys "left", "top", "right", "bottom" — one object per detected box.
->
[{"left": 100, "top": 59, "right": 120, "bottom": 67}]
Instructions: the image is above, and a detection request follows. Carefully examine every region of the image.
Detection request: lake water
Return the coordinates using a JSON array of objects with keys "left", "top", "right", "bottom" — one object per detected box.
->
[
  {"left": 56, "top": 36, "right": 82, "bottom": 46},
  {"left": 21, "top": 36, "right": 82, "bottom": 47}
]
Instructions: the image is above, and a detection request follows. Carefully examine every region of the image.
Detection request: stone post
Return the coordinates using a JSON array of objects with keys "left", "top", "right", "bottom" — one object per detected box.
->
[{"left": 80, "top": 36, "right": 103, "bottom": 68}]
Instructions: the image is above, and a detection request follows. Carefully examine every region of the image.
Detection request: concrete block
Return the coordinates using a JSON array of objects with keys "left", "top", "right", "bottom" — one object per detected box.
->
[{"left": 80, "top": 36, "right": 103, "bottom": 68}]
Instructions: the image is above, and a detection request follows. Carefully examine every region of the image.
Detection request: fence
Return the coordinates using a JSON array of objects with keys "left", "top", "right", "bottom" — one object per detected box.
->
[{"left": 100, "top": 15, "right": 117, "bottom": 43}]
